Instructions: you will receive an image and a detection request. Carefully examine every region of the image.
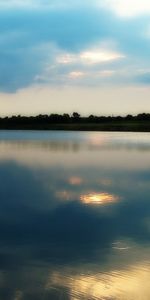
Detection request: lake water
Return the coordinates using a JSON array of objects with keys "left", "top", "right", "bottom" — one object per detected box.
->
[{"left": 0, "top": 130, "right": 150, "bottom": 300}]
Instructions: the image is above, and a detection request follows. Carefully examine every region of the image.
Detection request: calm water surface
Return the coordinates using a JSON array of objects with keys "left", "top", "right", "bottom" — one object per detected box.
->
[{"left": 0, "top": 131, "right": 150, "bottom": 299}]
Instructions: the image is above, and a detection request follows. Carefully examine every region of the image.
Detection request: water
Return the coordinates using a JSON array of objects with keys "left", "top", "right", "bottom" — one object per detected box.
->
[{"left": 0, "top": 130, "right": 150, "bottom": 300}]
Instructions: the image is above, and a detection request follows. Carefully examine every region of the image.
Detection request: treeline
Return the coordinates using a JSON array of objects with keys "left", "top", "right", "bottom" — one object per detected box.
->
[{"left": 0, "top": 112, "right": 150, "bottom": 131}]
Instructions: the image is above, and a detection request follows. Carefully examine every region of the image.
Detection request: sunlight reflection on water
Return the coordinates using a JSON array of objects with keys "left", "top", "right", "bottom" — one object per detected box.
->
[
  {"left": 0, "top": 131, "right": 149, "bottom": 299},
  {"left": 80, "top": 192, "right": 119, "bottom": 205}
]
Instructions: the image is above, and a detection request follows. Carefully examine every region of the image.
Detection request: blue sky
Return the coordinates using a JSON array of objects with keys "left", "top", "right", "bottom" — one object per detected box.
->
[{"left": 0, "top": 0, "right": 150, "bottom": 116}]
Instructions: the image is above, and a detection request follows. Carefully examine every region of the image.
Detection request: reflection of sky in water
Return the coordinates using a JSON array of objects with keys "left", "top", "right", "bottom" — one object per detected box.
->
[
  {"left": 45, "top": 259, "right": 150, "bottom": 300},
  {"left": 0, "top": 131, "right": 150, "bottom": 299},
  {"left": 80, "top": 192, "right": 119, "bottom": 205}
]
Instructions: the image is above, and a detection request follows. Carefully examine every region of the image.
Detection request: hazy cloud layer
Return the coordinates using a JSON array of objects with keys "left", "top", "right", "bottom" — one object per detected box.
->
[{"left": 0, "top": 0, "right": 150, "bottom": 93}]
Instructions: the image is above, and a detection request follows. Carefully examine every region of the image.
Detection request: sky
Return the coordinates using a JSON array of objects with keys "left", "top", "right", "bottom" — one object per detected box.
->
[{"left": 0, "top": 0, "right": 150, "bottom": 116}]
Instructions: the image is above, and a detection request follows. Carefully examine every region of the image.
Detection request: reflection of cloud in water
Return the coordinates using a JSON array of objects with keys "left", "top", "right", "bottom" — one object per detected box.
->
[
  {"left": 112, "top": 240, "right": 131, "bottom": 251},
  {"left": 68, "top": 176, "right": 83, "bottom": 185},
  {"left": 55, "top": 190, "right": 75, "bottom": 201},
  {"left": 80, "top": 192, "right": 119, "bottom": 205},
  {"left": 0, "top": 131, "right": 150, "bottom": 299},
  {"left": 55, "top": 190, "right": 120, "bottom": 206},
  {"left": 0, "top": 140, "right": 150, "bottom": 172},
  {"left": 45, "top": 262, "right": 150, "bottom": 300},
  {"left": 0, "top": 242, "right": 149, "bottom": 300},
  {"left": 88, "top": 132, "right": 106, "bottom": 146}
]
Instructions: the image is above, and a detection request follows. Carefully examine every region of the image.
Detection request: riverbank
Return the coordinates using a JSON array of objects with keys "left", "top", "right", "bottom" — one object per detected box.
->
[
  {"left": 1, "top": 122, "right": 150, "bottom": 131},
  {"left": 1, "top": 113, "right": 150, "bottom": 131}
]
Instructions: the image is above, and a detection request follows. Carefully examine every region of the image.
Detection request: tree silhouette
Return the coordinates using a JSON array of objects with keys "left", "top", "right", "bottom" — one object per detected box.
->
[
  {"left": 0, "top": 112, "right": 149, "bottom": 131},
  {"left": 72, "top": 112, "right": 80, "bottom": 119}
]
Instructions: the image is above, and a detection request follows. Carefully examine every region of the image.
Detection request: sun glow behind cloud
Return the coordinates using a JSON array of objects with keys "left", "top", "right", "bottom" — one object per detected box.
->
[
  {"left": 0, "top": 0, "right": 149, "bottom": 115},
  {"left": 57, "top": 48, "right": 125, "bottom": 65},
  {"left": 104, "top": 0, "right": 150, "bottom": 17},
  {"left": 80, "top": 50, "right": 125, "bottom": 64},
  {"left": 2, "top": 0, "right": 150, "bottom": 17}
]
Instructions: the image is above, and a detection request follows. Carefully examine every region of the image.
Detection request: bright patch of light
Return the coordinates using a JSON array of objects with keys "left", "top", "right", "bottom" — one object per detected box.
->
[
  {"left": 80, "top": 192, "right": 119, "bottom": 205},
  {"left": 104, "top": 0, "right": 150, "bottom": 17},
  {"left": 57, "top": 49, "right": 125, "bottom": 66},
  {"left": 46, "top": 261, "right": 150, "bottom": 300},
  {"left": 80, "top": 50, "right": 124, "bottom": 64},
  {"left": 69, "top": 72, "right": 85, "bottom": 79}
]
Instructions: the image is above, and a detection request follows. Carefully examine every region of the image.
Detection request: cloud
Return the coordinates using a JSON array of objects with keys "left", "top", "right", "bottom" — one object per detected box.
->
[
  {"left": 57, "top": 48, "right": 125, "bottom": 65},
  {"left": 0, "top": 0, "right": 100, "bottom": 10},
  {"left": 0, "top": 0, "right": 54, "bottom": 9},
  {"left": 0, "top": 5, "right": 116, "bottom": 91},
  {"left": 69, "top": 71, "right": 85, "bottom": 79},
  {"left": 3, "top": 0, "right": 150, "bottom": 18},
  {"left": 80, "top": 49, "right": 124, "bottom": 63},
  {"left": 103, "top": 0, "right": 150, "bottom": 18},
  {"left": 136, "top": 71, "right": 150, "bottom": 85},
  {"left": 0, "top": 0, "right": 149, "bottom": 92},
  {"left": 1, "top": 85, "right": 150, "bottom": 116}
]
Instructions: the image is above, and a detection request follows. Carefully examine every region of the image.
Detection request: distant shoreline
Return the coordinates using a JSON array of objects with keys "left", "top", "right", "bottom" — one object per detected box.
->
[
  {"left": 0, "top": 113, "right": 150, "bottom": 132},
  {"left": 0, "top": 123, "right": 150, "bottom": 132}
]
